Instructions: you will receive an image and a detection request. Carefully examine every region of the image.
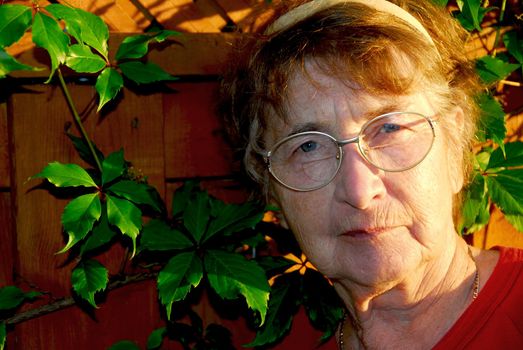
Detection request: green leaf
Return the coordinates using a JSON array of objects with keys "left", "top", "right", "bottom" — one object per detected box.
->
[
  {"left": 204, "top": 200, "right": 263, "bottom": 242},
  {"left": 172, "top": 181, "right": 198, "bottom": 217},
  {"left": 430, "top": 0, "right": 449, "bottom": 6},
  {"left": 116, "top": 35, "right": 152, "bottom": 61},
  {"left": 106, "top": 194, "right": 142, "bottom": 257},
  {"left": 34, "top": 162, "right": 98, "bottom": 188},
  {"left": 503, "top": 31, "right": 523, "bottom": 73},
  {"left": 46, "top": 4, "right": 83, "bottom": 44},
  {"left": 71, "top": 259, "right": 108, "bottom": 308},
  {"left": 140, "top": 219, "right": 193, "bottom": 251},
  {"left": 0, "top": 4, "right": 32, "bottom": 48},
  {"left": 80, "top": 207, "right": 117, "bottom": 255},
  {"left": 107, "top": 180, "right": 162, "bottom": 212},
  {"left": 246, "top": 281, "right": 298, "bottom": 347},
  {"left": 158, "top": 252, "right": 203, "bottom": 319},
  {"left": 0, "top": 48, "right": 40, "bottom": 78},
  {"left": 476, "top": 56, "right": 520, "bottom": 85},
  {"left": 119, "top": 61, "right": 177, "bottom": 84},
  {"left": 459, "top": 174, "right": 490, "bottom": 234},
  {"left": 203, "top": 324, "right": 234, "bottom": 349},
  {"left": 505, "top": 214, "right": 523, "bottom": 233},
  {"left": 455, "top": 0, "right": 494, "bottom": 31},
  {"left": 45, "top": 4, "right": 109, "bottom": 59},
  {"left": 154, "top": 30, "right": 181, "bottom": 42},
  {"left": 115, "top": 30, "right": 181, "bottom": 61},
  {"left": 32, "top": 12, "right": 70, "bottom": 81},
  {"left": 72, "top": 8, "right": 109, "bottom": 59},
  {"left": 108, "top": 340, "right": 141, "bottom": 350},
  {"left": 487, "top": 141, "right": 523, "bottom": 169},
  {"left": 475, "top": 149, "right": 492, "bottom": 172},
  {"left": 0, "top": 322, "right": 5, "bottom": 350},
  {"left": 59, "top": 193, "right": 102, "bottom": 253},
  {"left": 486, "top": 169, "right": 523, "bottom": 215},
  {"left": 302, "top": 271, "right": 344, "bottom": 341},
  {"left": 66, "top": 133, "right": 105, "bottom": 169},
  {"left": 0, "top": 286, "right": 40, "bottom": 310},
  {"left": 183, "top": 191, "right": 211, "bottom": 242},
  {"left": 95, "top": 67, "right": 124, "bottom": 112},
  {"left": 476, "top": 93, "right": 506, "bottom": 151},
  {"left": 205, "top": 250, "right": 270, "bottom": 325},
  {"left": 65, "top": 44, "right": 106, "bottom": 73},
  {"left": 146, "top": 327, "right": 167, "bottom": 350},
  {"left": 102, "top": 149, "right": 125, "bottom": 185}
]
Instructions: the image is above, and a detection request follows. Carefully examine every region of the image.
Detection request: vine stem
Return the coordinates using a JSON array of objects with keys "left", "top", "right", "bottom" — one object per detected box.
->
[
  {"left": 2, "top": 272, "right": 157, "bottom": 325},
  {"left": 492, "top": 0, "right": 507, "bottom": 52},
  {"left": 56, "top": 68, "right": 103, "bottom": 172}
]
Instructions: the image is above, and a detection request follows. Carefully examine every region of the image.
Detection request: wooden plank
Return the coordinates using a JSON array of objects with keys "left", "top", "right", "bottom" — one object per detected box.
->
[
  {"left": 55, "top": 0, "right": 147, "bottom": 32},
  {"left": 0, "top": 98, "right": 9, "bottom": 188},
  {"left": 139, "top": 0, "right": 225, "bottom": 32},
  {"left": 0, "top": 192, "right": 14, "bottom": 285},
  {"left": 14, "top": 281, "right": 163, "bottom": 350},
  {"left": 8, "top": 33, "right": 240, "bottom": 78},
  {"left": 473, "top": 208, "right": 523, "bottom": 249},
  {"left": 164, "top": 82, "right": 236, "bottom": 179},
  {"left": 212, "top": 0, "right": 271, "bottom": 33}
]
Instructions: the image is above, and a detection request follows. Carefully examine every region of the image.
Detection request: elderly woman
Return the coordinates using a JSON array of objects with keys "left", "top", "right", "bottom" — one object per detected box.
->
[{"left": 220, "top": 0, "right": 523, "bottom": 348}]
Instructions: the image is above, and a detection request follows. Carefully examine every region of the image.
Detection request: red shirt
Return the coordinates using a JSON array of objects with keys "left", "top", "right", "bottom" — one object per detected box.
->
[{"left": 434, "top": 246, "right": 523, "bottom": 349}]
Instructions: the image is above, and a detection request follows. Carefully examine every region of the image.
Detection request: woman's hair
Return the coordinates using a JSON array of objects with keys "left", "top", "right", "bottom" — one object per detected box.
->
[{"left": 219, "top": 0, "right": 481, "bottom": 200}]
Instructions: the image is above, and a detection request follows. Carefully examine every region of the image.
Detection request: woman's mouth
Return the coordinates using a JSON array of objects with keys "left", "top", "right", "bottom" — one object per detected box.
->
[{"left": 340, "top": 226, "right": 398, "bottom": 238}]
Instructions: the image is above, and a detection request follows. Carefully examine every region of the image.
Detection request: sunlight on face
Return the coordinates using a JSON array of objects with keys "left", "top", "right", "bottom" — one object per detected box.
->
[{"left": 267, "top": 65, "right": 463, "bottom": 287}]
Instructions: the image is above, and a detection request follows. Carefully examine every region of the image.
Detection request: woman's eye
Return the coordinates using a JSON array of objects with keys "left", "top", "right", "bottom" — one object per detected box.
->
[
  {"left": 380, "top": 123, "right": 401, "bottom": 133},
  {"left": 299, "top": 141, "right": 318, "bottom": 152}
]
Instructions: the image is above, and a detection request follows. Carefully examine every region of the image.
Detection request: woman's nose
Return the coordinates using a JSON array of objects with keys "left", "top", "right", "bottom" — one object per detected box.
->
[{"left": 333, "top": 144, "right": 387, "bottom": 210}]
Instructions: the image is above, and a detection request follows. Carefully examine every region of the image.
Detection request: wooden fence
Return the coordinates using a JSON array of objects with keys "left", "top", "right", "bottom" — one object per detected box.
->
[{"left": 0, "top": 33, "right": 521, "bottom": 349}]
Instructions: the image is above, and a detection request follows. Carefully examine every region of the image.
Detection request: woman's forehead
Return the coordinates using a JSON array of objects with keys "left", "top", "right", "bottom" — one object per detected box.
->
[{"left": 264, "top": 68, "right": 437, "bottom": 142}]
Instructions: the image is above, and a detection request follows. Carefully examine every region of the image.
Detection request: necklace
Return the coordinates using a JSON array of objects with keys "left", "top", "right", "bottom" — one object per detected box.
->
[{"left": 337, "top": 246, "right": 480, "bottom": 350}]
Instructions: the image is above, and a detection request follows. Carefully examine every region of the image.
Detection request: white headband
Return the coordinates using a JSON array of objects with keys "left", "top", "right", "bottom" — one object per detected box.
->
[{"left": 265, "top": 0, "right": 436, "bottom": 47}]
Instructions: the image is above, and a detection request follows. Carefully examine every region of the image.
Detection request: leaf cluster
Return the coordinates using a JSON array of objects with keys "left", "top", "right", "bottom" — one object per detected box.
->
[
  {"left": 0, "top": 3, "right": 179, "bottom": 111},
  {"left": 0, "top": 286, "right": 41, "bottom": 350},
  {"left": 450, "top": 0, "right": 523, "bottom": 234}
]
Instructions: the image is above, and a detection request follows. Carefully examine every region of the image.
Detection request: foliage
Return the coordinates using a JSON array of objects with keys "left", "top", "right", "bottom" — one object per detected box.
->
[
  {"left": 0, "top": 286, "right": 41, "bottom": 350},
  {"left": 0, "top": 0, "right": 522, "bottom": 349},
  {"left": 453, "top": 0, "right": 523, "bottom": 234}
]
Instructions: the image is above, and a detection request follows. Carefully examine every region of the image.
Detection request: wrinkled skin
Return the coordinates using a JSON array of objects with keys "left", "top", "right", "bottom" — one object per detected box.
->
[{"left": 267, "top": 66, "right": 464, "bottom": 292}]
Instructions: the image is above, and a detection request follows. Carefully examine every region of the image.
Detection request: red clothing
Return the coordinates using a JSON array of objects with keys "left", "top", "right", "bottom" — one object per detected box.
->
[
  {"left": 434, "top": 246, "right": 523, "bottom": 349},
  {"left": 321, "top": 247, "right": 523, "bottom": 350}
]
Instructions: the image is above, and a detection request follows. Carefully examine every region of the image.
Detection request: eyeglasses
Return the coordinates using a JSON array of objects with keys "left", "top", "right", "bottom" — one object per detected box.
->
[{"left": 265, "top": 112, "right": 436, "bottom": 191}]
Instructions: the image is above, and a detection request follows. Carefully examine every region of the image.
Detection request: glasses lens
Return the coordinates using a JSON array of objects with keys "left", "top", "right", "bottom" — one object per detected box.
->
[
  {"left": 269, "top": 132, "right": 340, "bottom": 191},
  {"left": 360, "top": 112, "right": 434, "bottom": 171}
]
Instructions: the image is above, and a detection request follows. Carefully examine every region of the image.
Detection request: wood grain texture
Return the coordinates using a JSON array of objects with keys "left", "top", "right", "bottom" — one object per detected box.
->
[
  {"left": 164, "top": 82, "right": 235, "bottom": 179},
  {"left": 0, "top": 192, "right": 14, "bottom": 285},
  {"left": 0, "top": 99, "right": 9, "bottom": 188}
]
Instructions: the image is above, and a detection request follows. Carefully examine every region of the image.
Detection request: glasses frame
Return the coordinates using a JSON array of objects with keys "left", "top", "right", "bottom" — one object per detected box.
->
[{"left": 265, "top": 111, "right": 437, "bottom": 192}]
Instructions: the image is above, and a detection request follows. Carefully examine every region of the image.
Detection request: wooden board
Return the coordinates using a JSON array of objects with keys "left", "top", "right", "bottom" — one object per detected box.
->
[
  {"left": 0, "top": 99, "right": 9, "bottom": 188},
  {"left": 163, "top": 82, "right": 236, "bottom": 179}
]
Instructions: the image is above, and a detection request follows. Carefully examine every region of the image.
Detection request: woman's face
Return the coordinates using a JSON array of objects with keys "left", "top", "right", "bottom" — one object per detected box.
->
[{"left": 266, "top": 66, "right": 463, "bottom": 287}]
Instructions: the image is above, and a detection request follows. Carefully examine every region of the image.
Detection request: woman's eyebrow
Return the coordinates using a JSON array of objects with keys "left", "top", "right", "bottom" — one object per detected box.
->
[
  {"left": 359, "top": 102, "right": 409, "bottom": 120},
  {"left": 286, "top": 102, "right": 409, "bottom": 136},
  {"left": 287, "top": 121, "right": 330, "bottom": 136}
]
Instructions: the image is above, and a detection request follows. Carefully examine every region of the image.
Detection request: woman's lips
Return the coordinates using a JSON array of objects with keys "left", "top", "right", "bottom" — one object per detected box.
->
[{"left": 340, "top": 226, "right": 398, "bottom": 238}]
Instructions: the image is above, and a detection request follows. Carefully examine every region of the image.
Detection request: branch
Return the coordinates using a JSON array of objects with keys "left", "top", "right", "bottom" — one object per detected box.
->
[{"left": 3, "top": 272, "right": 158, "bottom": 326}]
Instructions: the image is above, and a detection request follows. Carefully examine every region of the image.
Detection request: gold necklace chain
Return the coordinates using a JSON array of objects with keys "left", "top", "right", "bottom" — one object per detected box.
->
[{"left": 337, "top": 247, "right": 480, "bottom": 350}]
